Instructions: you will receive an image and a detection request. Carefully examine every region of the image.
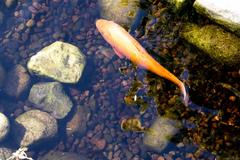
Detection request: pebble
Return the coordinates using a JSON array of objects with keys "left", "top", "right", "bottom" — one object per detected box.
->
[
  {"left": 26, "top": 19, "right": 35, "bottom": 28},
  {"left": 94, "top": 138, "right": 106, "bottom": 150}
]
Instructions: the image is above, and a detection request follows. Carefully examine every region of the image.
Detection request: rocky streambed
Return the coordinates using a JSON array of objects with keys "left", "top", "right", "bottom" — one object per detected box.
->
[{"left": 0, "top": 0, "right": 239, "bottom": 160}]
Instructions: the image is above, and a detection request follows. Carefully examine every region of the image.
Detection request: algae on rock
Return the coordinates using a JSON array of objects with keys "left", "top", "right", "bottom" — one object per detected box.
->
[{"left": 180, "top": 23, "right": 240, "bottom": 65}]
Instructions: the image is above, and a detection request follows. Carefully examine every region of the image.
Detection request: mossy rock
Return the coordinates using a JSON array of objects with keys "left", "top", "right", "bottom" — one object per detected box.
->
[{"left": 180, "top": 23, "right": 240, "bottom": 65}]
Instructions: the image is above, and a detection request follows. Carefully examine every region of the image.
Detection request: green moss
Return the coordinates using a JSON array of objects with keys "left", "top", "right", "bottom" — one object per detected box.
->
[{"left": 180, "top": 23, "right": 240, "bottom": 65}]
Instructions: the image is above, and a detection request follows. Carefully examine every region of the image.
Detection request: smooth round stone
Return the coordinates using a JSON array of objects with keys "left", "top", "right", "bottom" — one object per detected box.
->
[{"left": 0, "top": 112, "right": 10, "bottom": 142}]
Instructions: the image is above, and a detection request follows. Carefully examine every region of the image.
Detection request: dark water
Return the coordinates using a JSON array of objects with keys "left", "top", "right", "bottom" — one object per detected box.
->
[{"left": 0, "top": 0, "right": 239, "bottom": 160}]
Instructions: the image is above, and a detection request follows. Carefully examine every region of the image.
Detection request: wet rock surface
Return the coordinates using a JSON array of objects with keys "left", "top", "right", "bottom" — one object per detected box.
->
[
  {"left": 27, "top": 41, "right": 86, "bottom": 84},
  {"left": 0, "top": 112, "right": 10, "bottom": 142},
  {"left": 28, "top": 82, "right": 73, "bottom": 119},
  {"left": 13, "top": 109, "right": 57, "bottom": 147},
  {"left": 3, "top": 65, "right": 31, "bottom": 98},
  {"left": 180, "top": 23, "right": 240, "bottom": 65},
  {"left": 194, "top": 0, "right": 240, "bottom": 36},
  {"left": 40, "top": 151, "right": 90, "bottom": 160},
  {"left": 143, "top": 117, "right": 182, "bottom": 152}
]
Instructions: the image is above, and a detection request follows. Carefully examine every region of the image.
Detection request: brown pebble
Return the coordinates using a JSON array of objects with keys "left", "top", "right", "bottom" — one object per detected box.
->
[
  {"left": 157, "top": 156, "right": 165, "bottom": 160},
  {"left": 229, "top": 96, "right": 236, "bottom": 102},
  {"left": 14, "top": 11, "right": 20, "bottom": 17},
  {"left": 94, "top": 138, "right": 106, "bottom": 150},
  {"left": 26, "top": 19, "right": 35, "bottom": 28},
  {"left": 28, "top": 6, "right": 37, "bottom": 14},
  {"left": 72, "top": 15, "right": 79, "bottom": 23}
]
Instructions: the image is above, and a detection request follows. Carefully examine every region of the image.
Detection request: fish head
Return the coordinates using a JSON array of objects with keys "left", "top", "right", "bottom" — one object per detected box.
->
[{"left": 96, "top": 19, "right": 115, "bottom": 44}]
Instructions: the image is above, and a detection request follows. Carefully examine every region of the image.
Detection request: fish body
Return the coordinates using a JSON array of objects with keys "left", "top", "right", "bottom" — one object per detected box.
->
[{"left": 96, "top": 19, "right": 189, "bottom": 106}]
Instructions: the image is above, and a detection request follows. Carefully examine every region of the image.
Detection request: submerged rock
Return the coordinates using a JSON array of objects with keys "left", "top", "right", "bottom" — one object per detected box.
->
[
  {"left": 98, "top": 0, "right": 140, "bottom": 28},
  {"left": 40, "top": 151, "right": 90, "bottom": 160},
  {"left": 194, "top": 0, "right": 240, "bottom": 36},
  {"left": 27, "top": 41, "right": 86, "bottom": 84},
  {"left": 180, "top": 23, "right": 240, "bottom": 65},
  {"left": 28, "top": 82, "right": 73, "bottom": 119},
  {"left": 0, "top": 112, "right": 9, "bottom": 142},
  {"left": 66, "top": 105, "right": 91, "bottom": 136},
  {"left": 13, "top": 110, "right": 57, "bottom": 147},
  {"left": 3, "top": 65, "right": 31, "bottom": 98},
  {"left": 143, "top": 117, "right": 181, "bottom": 152}
]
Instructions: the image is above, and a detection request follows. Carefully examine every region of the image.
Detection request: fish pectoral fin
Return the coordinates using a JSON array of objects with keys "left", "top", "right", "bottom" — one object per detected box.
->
[{"left": 113, "top": 47, "right": 124, "bottom": 59}]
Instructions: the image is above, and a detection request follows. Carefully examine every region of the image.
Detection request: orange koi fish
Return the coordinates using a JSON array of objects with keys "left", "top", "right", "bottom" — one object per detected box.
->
[{"left": 96, "top": 19, "right": 189, "bottom": 106}]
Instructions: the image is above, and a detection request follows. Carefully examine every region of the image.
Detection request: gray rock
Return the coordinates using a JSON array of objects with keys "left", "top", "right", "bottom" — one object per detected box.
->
[
  {"left": 3, "top": 65, "right": 31, "bottom": 98},
  {"left": 28, "top": 82, "right": 73, "bottom": 119},
  {"left": 194, "top": 0, "right": 240, "bottom": 36},
  {"left": 98, "top": 0, "right": 140, "bottom": 28},
  {"left": 0, "top": 113, "right": 9, "bottom": 142},
  {"left": 27, "top": 41, "right": 86, "bottom": 84},
  {"left": 180, "top": 23, "right": 240, "bottom": 65},
  {"left": 0, "top": 147, "right": 13, "bottom": 160},
  {"left": 39, "top": 151, "right": 90, "bottom": 160},
  {"left": 143, "top": 117, "right": 181, "bottom": 152},
  {"left": 0, "top": 63, "right": 5, "bottom": 89},
  {"left": 66, "top": 105, "right": 91, "bottom": 136},
  {"left": 13, "top": 110, "right": 58, "bottom": 147},
  {"left": 4, "top": 0, "right": 16, "bottom": 7}
]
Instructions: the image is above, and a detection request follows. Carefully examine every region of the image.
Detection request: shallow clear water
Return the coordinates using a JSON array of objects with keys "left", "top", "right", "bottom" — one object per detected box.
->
[{"left": 0, "top": 0, "right": 239, "bottom": 160}]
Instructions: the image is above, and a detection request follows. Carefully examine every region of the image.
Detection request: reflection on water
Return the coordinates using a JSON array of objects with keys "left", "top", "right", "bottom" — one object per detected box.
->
[{"left": 0, "top": 0, "right": 239, "bottom": 160}]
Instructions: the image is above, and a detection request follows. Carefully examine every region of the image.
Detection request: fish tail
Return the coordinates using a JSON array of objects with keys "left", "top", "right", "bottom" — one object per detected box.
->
[{"left": 180, "top": 82, "right": 189, "bottom": 106}]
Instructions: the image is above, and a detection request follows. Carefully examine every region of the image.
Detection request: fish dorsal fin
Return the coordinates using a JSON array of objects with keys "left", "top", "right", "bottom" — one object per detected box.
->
[{"left": 113, "top": 47, "right": 124, "bottom": 59}]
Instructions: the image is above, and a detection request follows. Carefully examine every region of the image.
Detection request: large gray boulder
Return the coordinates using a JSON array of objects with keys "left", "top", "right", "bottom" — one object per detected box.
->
[
  {"left": 13, "top": 110, "right": 58, "bottom": 147},
  {"left": 194, "top": 0, "right": 240, "bottom": 36},
  {"left": 180, "top": 23, "right": 240, "bottom": 65},
  {"left": 0, "top": 112, "right": 9, "bottom": 142},
  {"left": 143, "top": 117, "right": 181, "bottom": 152},
  {"left": 28, "top": 82, "right": 73, "bottom": 119},
  {"left": 27, "top": 41, "right": 86, "bottom": 84},
  {"left": 98, "top": 0, "right": 140, "bottom": 28}
]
